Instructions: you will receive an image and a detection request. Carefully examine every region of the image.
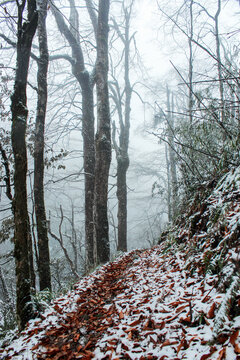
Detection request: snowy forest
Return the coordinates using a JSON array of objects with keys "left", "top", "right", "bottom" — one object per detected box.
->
[{"left": 0, "top": 0, "right": 240, "bottom": 359}]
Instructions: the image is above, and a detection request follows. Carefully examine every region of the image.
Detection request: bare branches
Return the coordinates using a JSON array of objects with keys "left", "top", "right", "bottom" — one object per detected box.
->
[
  {"left": 157, "top": 2, "right": 239, "bottom": 86},
  {"left": 170, "top": 60, "right": 233, "bottom": 140},
  {"left": 49, "top": 54, "right": 75, "bottom": 65},
  {"left": 48, "top": 206, "right": 79, "bottom": 279},
  {"left": 50, "top": 0, "right": 85, "bottom": 71},
  {"left": 85, "top": 0, "right": 97, "bottom": 40},
  {"left": 0, "top": 0, "right": 15, "bottom": 5},
  {"left": 0, "top": 33, "right": 39, "bottom": 61}
]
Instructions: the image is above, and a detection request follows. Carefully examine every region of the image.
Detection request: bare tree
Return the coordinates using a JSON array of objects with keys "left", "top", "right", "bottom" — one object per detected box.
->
[
  {"left": 48, "top": 206, "right": 79, "bottom": 279},
  {"left": 34, "top": 0, "right": 51, "bottom": 292},
  {"left": 110, "top": 0, "right": 135, "bottom": 252},
  {"left": 50, "top": 0, "right": 95, "bottom": 269},
  {"left": 49, "top": 0, "right": 111, "bottom": 266},
  {"left": 94, "top": 0, "right": 111, "bottom": 264},
  {"left": 11, "top": 0, "right": 38, "bottom": 330}
]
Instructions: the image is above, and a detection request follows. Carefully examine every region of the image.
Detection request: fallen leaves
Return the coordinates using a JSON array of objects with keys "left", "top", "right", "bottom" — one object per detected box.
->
[
  {"left": 200, "top": 346, "right": 217, "bottom": 360},
  {"left": 207, "top": 302, "right": 216, "bottom": 319},
  {"left": 119, "top": 310, "right": 124, "bottom": 320},
  {"left": 2, "top": 245, "right": 240, "bottom": 360}
]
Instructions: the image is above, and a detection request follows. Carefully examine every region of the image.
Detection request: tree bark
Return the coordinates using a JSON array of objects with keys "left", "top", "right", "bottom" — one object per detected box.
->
[
  {"left": 165, "top": 144, "right": 172, "bottom": 222},
  {"left": 116, "top": 156, "right": 129, "bottom": 251},
  {"left": 11, "top": 0, "right": 38, "bottom": 330},
  {"left": 214, "top": 0, "right": 225, "bottom": 133},
  {"left": 111, "top": 2, "right": 134, "bottom": 252},
  {"left": 188, "top": 0, "right": 194, "bottom": 124},
  {"left": 94, "top": 0, "right": 111, "bottom": 264},
  {"left": 81, "top": 75, "right": 95, "bottom": 268},
  {"left": 34, "top": 0, "right": 51, "bottom": 291},
  {"left": 166, "top": 87, "right": 178, "bottom": 219},
  {"left": 51, "top": 0, "right": 95, "bottom": 269}
]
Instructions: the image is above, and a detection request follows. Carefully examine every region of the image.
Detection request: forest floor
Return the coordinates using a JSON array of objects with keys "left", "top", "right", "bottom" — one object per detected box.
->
[
  {"left": 1, "top": 168, "right": 240, "bottom": 360},
  {"left": 1, "top": 243, "right": 240, "bottom": 360}
]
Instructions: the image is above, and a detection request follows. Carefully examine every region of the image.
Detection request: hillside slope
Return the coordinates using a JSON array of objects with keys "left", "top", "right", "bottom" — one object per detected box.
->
[{"left": 1, "top": 167, "right": 240, "bottom": 360}]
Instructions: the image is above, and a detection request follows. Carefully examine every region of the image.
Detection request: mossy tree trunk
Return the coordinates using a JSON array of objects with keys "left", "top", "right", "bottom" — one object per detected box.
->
[{"left": 11, "top": 0, "right": 38, "bottom": 331}]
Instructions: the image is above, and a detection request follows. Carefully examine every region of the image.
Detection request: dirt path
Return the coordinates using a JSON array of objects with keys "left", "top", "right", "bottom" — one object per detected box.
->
[
  {"left": 2, "top": 246, "right": 240, "bottom": 359},
  {"left": 36, "top": 251, "right": 140, "bottom": 359}
]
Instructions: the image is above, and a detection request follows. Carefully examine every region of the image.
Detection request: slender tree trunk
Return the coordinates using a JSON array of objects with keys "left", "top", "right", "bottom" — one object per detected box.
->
[
  {"left": 11, "top": 0, "right": 38, "bottom": 330},
  {"left": 165, "top": 144, "right": 172, "bottom": 222},
  {"left": 71, "top": 204, "right": 78, "bottom": 271},
  {"left": 111, "top": 3, "right": 134, "bottom": 252},
  {"left": 81, "top": 78, "right": 95, "bottom": 268},
  {"left": 51, "top": 0, "right": 95, "bottom": 269},
  {"left": 28, "top": 226, "right": 36, "bottom": 291},
  {"left": 215, "top": 0, "right": 225, "bottom": 131},
  {"left": 188, "top": 0, "right": 194, "bottom": 124},
  {"left": 34, "top": 0, "right": 51, "bottom": 291},
  {"left": 116, "top": 157, "right": 129, "bottom": 251},
  {"left": 94, "top": 0, "right": 111, "bottom": 264},
  {"left": 116, "top": 14, "right": 131, "bottom": 252},
  {"left": 166, "top": 87, "right": 178, "bottom": 219},
  {"left": 67, "top": 3, "right": 95, "bottom": 267}
]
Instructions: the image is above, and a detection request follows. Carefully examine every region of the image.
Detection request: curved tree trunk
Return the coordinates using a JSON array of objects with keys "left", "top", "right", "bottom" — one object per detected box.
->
[
  {"left": 34, "top": 0, "right": 51, "bottom": 291},
  {"left": 11, "top": 0, "right": 38, "bottom": 330},
  {"left": 51, "top": 0, "right": 95, "bottom": 269}
]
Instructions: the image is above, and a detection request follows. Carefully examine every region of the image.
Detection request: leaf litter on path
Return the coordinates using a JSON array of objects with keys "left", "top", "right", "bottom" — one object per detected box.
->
[{"left": 1, "top": 244, "right": 240, "bottom": 359}]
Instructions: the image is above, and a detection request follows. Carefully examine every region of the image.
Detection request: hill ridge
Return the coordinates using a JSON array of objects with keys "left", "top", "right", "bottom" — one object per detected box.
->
[{"left": 1, "top": 167, "right": 240, "bottom": 360}]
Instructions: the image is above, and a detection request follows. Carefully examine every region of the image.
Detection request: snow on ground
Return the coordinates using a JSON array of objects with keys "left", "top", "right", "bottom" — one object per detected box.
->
[
  {"left": 1, "top": 167, "right": 240, "bottom": 359},
  {"left": 92, "top": 247, "right": 239, "bottom": 360},
  {"left": 1, "top": 245, "right": 240, "bottom": 359}
]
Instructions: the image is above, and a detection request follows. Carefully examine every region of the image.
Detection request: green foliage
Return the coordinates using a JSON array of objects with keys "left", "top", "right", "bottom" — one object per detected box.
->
[
  {"left": 32, "top": 288, "right": 53, "bottom": 315},
  {"left": 162, "top": 79, "right": 240, "bottom": 202},
  {"left": 161, "top": 231, "right": 178, "bottom": 253}
]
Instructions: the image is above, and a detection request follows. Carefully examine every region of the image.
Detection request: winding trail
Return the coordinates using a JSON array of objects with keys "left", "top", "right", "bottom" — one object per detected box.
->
[{"left": 2, "top": 245, "right": 240, "bottom": 359}]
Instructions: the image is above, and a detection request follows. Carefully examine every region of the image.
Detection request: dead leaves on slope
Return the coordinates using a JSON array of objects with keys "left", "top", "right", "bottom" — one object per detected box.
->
[{"left": 3, "top": 247, "right": 240, "bottom": 360}]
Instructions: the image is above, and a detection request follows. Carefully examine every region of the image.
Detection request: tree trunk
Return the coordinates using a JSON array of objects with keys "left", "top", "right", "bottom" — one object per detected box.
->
[
  {"left": 188, "top": 0, "right": 194, "bottom": 124},
  {"left": 81, "top": 76, "right": 95, "bottom": 268},
  {"left": 165, "top": 144, "right": 172, "bottom": 222},
  {"left": 34, "top": 0, "right": 51, "bottom": 291},
  {"left": 51, "top": 0, "right": 95, "bottom": 269},
  {"left": 94, "top": 0, "right": 111, "bottom": 264},
  {"left": 214, "top": 0, "right": 225, "bottom": 139},
  {"left": 166, "top": 87, "right": 178, "bottom": 219},
  {"left": 111, "top": 2, "right": 134, "bottom": 252},
  {"left": 116, "top": 156, "right": 129, "bottom": 251},
  {"left": 11, "top": 0, "right": 38, "bottom": 330}
]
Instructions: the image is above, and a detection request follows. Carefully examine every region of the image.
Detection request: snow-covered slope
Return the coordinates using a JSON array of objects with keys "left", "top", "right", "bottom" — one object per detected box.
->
[{"left": 1, "top": 167, "right": 240, "bottom": 360}]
